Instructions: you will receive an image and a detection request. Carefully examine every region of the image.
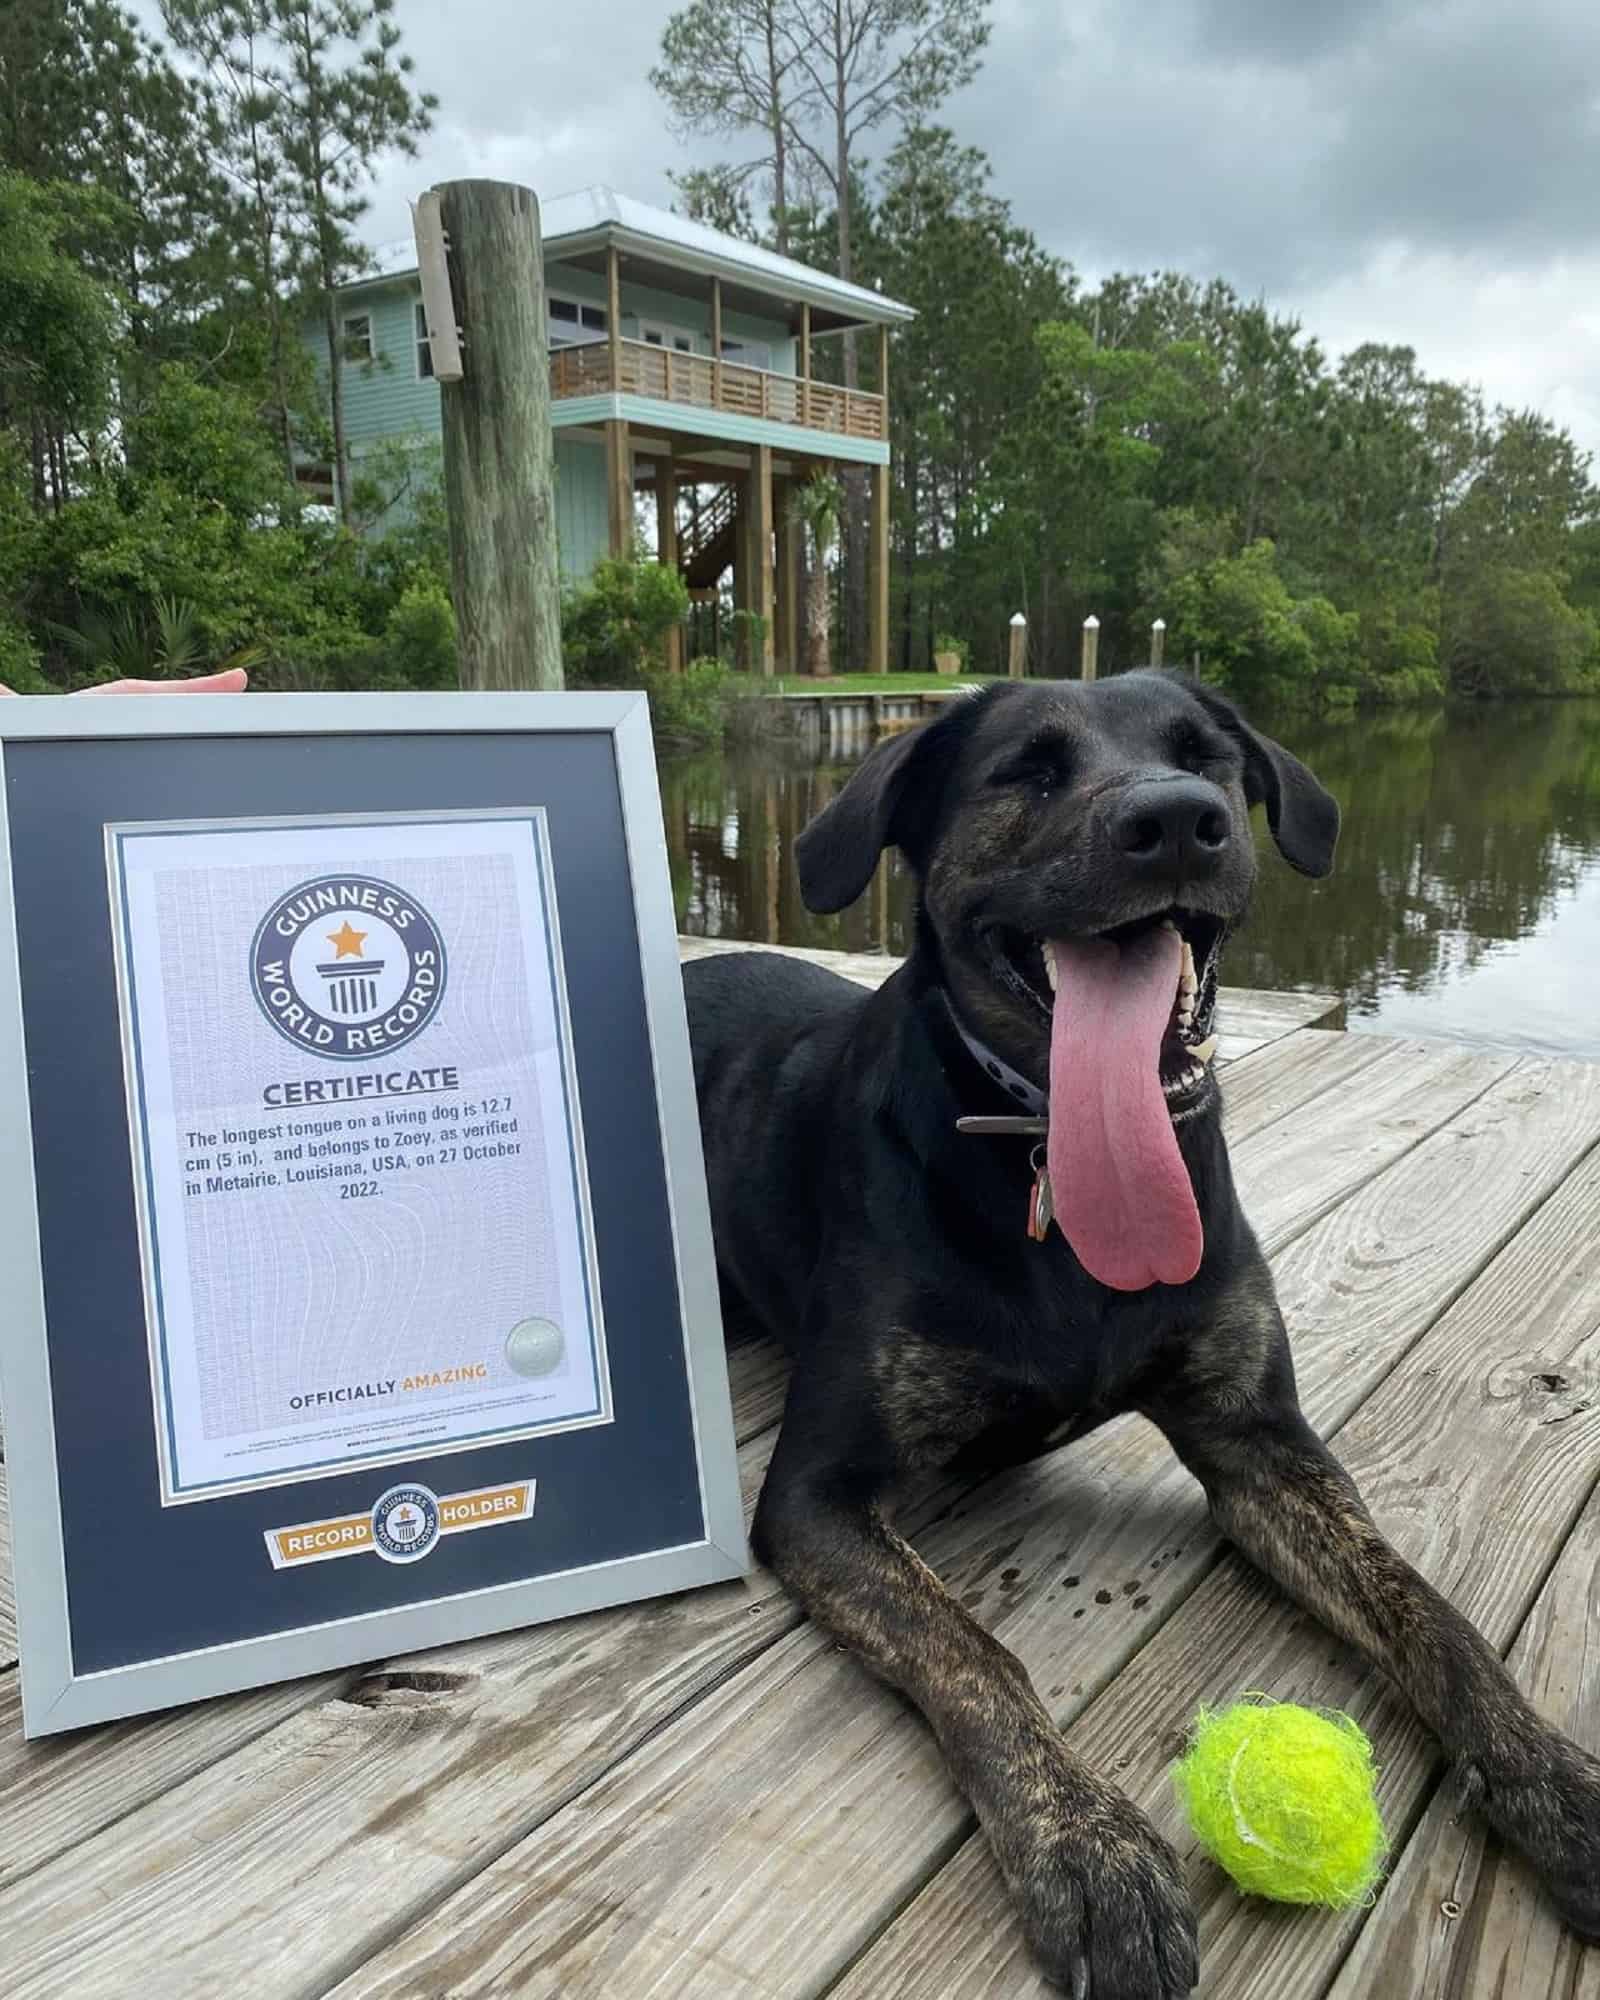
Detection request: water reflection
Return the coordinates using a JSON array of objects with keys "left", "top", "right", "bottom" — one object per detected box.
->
[{"left": 660, "top": 699, "right": 1600, "bottom": 1059}]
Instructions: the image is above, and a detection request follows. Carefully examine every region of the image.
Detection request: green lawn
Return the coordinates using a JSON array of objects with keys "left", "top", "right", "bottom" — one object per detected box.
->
[{"left": 768, "top": 672, "right": 1000, "bottom": 694}]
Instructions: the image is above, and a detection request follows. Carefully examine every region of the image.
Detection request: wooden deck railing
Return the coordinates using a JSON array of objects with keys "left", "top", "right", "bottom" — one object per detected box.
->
[{"left": 549, "top": 337, "right": 886, "bottom": 442}]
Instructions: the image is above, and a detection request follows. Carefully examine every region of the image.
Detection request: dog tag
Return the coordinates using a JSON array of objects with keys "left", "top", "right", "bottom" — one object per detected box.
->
[{"left": 1027, "top": 1157, "right": 1054, "bottom": 1243}]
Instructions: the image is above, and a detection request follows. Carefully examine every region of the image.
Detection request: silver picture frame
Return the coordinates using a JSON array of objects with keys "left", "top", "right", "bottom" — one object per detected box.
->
[{"left": 0, "top": 692, "right": 748, "bottom": 1735}]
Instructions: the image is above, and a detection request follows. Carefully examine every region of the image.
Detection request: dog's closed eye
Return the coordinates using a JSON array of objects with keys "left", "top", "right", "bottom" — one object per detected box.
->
[
  {"left": 990, "top": 733, "right": 1074, "bottom": 795},
  {"left": 1168, "top": 722, "right": 1233, "bottom": 777}
]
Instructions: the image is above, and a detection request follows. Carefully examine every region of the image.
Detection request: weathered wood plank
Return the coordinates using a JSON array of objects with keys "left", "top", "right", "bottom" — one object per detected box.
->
[
  {"left": 729, "top": 1335, "right": 791, "bottom": 1444},
  {"left": 828, "top": 1137, "right": 1600, "bottom": 2000},
  {"left": 1217, "top": 1024, "right": 1405, "bottom": 1143},
  {"left": 0, "top": 1030, "right": 1408, "bottom": 1998},
  {"left": 1327, "top": 1484, "right": 1600, "bottom": 2000},
  {"left": 435, "top": 178, "right": 564, "bottom": 691},
  {"left": 1236, "top": 1042, "right": 1513, "bottom": 1253},
  {"left": 0, "top": 1669, "right": 354, "bottom": 1897},
  {"left": 315, "top": 1060, "right": 1599, "bottom": 2000},
  {"left": 677, "top": 936, "right": 1343, "bottom": 1054}
]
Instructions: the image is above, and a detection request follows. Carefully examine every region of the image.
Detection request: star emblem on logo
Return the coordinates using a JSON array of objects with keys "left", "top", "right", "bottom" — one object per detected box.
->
[{"left": 326, "top": 919, "right": 368, "bottom": 959}]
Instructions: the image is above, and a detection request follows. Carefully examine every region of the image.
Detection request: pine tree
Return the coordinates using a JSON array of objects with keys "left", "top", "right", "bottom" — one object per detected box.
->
[
  {"left": 164, "top": 0, "right": 302, "bottom": 477},
  {"left": 652, "top": 0, "right": 808, "bottom": 254},
  {"left": 267, "top": 0, "right": 434, "bottom": 518}
]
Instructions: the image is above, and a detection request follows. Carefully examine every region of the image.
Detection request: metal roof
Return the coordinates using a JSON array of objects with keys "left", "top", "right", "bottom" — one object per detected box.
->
[{"left": 351, "top": 183, "right": 914, "bottom": 328}]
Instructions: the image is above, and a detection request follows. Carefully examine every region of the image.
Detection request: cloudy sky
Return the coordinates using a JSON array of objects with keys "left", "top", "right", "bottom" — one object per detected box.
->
[{"left": 187, "top": 0, "right": 1600, "bottom": 450}]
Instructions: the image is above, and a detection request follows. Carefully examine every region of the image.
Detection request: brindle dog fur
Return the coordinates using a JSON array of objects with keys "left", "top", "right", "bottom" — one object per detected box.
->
[{"left": 685, "top": 671, "right": 1600, "bottom": 1998}]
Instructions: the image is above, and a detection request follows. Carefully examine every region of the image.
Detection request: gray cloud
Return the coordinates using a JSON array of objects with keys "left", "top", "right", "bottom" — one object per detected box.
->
[{"left": 942, "top": 0, "right": 1600, "bottom": 292}]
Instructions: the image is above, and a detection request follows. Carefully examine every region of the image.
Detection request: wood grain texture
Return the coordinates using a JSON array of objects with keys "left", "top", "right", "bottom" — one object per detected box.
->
[
  {"left": 1238, "top": 1042, "right": 1513, "bottom": 1253},
  {"left": 314, "top": 1061, "right": 1600, "bottom": 2000},
  {"left": 1326, "top": 1489, "right": 1600, "bottom": 2000},
  {"left": 1217, "top": 1026, "right": 1406, "bottom": 1143},
  {"left": 829, "top": 1139, "right": 1600, "bottom": 2000},
  {"left": 436, "top": 179, "right": 563, "bottom": 690},
  {"left": 0, "top": 1670, "right": 352, "bottom": 1897},
  {"left": 728, "top": 1336, "right": 791, "bottom": 1444}
]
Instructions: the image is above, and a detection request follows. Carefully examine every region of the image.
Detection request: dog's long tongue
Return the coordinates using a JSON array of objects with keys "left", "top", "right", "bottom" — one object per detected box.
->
[{"left": 1046, "top": 926, "right": 1203, "bottom": 1292}]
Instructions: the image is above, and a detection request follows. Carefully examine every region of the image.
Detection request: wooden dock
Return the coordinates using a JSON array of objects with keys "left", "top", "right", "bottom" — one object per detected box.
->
[{"left": 2, "top": 945, "right": 1598, "bottom": 1999}]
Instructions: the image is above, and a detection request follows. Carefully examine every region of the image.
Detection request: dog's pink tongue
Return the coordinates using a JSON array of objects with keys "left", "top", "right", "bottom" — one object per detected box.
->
[{"left": 1046, "top": 926, "right": 1203, "bottom": 1292}]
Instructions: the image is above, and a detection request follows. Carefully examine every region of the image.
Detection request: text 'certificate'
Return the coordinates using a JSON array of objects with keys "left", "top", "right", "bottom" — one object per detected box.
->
[{"left": 107, "top": 812, "right": 611, "bottom": 1504}]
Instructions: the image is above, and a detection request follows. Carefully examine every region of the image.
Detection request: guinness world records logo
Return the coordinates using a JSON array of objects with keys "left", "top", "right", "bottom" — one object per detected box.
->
[
  {"left": 370, "top": 1483, "right": 441, "bottom": 1563},
  {"left": 250, "top": 873, "right": 446, "bottom": 1059}
]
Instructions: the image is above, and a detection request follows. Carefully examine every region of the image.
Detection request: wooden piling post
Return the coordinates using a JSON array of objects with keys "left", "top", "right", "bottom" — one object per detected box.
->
[
  {"left": 1151, "top": 617, "right": 1166, "bottom": 668},
  {"left": 1081, "top": 613, "right": 1100, "bottom": 683},
  {"left": 869, "top": 463, "right": 890, "bottom": 674},
  {"left": 753, "top": 443, "right": 776, "bottom": 677},
  {"left": 656, "top": 459, "right": 682, "bottom": 673},
  {"left": 429, "top": 179, "right": 563, "bottom": 689},
  {"left": 1008, "top": 612, "right": 1027, "bottom": 679}
]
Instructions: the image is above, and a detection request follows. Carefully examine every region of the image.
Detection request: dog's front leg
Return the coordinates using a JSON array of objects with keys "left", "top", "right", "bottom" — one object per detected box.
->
[
  {"left": 754, "top": 1421, "right": 1198, "bottom": 1999},
  {"left": 1148, "top": 1313, "right": 1600, "bottom": 1940}
]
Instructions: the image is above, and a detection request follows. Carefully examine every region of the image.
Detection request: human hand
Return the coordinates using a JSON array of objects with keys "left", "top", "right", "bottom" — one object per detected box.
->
[{"left": 0, "top": 668, "right": 250, "bottom": 697}]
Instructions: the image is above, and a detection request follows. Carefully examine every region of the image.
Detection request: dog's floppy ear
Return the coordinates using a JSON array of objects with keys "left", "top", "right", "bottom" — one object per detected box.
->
[
  {"left": 1185, "top": 679, "right": 1340, "bottom": 878},
  {"left": 795, "top": 711, "right": 963, "bottom": 912}
]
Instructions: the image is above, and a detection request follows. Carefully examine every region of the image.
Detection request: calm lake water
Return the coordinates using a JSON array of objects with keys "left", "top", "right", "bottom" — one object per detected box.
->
[{"left": 660, "top": 698, "right": 1600, "bottom": 1061}]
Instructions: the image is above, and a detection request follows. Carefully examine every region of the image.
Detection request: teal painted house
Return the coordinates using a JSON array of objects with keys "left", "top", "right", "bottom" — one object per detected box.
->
[{"left": 304, "top": 186, "right": 914, "bottom": 672}]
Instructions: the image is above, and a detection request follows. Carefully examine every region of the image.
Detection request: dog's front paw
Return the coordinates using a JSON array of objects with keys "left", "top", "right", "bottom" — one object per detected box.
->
[
  {"left": 1000, "top": 1781, "right": 1198, "bottom": 1998},
  {"left": 1463, "top": 1735, "right": 1600, "bottom": 1940}
]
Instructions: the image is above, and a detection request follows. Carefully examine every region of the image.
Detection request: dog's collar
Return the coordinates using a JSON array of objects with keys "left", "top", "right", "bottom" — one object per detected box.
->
[{"left": 941, "top": 994, "right": 1049, "bottom": 1132}]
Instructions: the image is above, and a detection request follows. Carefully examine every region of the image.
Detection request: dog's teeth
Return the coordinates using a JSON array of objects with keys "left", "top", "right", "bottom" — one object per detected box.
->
[
  {"left": 1160, "top": 917, "right": 1179, "bottom": 935},
  {"left": 1179, "top": 940, "right": 1196, "bottom": 993},
  {"left": 1042, "top": 942, "right": 1057, "bottom": 994},
  {"left": 1192, "top": 1034, "right": 1217, "bottom": 1064}
]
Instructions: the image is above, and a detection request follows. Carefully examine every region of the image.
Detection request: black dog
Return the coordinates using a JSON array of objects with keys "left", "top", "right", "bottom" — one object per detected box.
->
[{"left": 685, "top": 671, "right": 1600, "bottom": 1997}]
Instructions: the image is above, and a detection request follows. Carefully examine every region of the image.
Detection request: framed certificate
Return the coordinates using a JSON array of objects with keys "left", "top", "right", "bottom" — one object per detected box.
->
[{"left": 0, "top": 694, "right": 746, "bottom": 1735}]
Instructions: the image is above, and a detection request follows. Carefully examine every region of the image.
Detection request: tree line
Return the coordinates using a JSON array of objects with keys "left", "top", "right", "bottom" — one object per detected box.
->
[
  {"left": 656, "top": 0, "right": 1600, "bottom": 702},
  {"left": 3, "top": 0, "right": 1598, "bottom": 705}
]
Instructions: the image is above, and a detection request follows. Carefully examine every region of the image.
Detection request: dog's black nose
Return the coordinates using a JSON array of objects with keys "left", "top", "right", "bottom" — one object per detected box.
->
[{"left": 1111, "top": 777, "right": 1231, "bottom": 876}]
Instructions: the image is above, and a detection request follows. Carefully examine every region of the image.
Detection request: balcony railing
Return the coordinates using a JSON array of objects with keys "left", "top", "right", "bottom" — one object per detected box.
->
[{"left": 549, "top": 337, "right": 887, "bottom": 443}]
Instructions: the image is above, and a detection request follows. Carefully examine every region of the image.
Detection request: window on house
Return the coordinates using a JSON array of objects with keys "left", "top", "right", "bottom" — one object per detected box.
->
[
  {"left": 641, "top": 320, "right": 697, "bottom": 353},
  {"left": 720, "top": 336, "right": 771, "bottom": 370},
  {"left": 343, "top": 313, "right": 373, "bottom": 362},
  {"left": 415, "top": 300, "right": 434, "bottom": 379},
  {"left": 547, "top": 296, "right": 608, "bottom": 346}
]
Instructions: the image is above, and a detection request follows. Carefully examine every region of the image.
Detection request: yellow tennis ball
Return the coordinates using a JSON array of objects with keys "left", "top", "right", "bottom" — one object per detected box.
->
[{"left": 1171, "top": 1699, "right": 1387, "bottom": 1907}]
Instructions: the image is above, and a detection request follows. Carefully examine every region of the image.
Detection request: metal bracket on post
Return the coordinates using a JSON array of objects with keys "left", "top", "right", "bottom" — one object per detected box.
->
[{"left": 412, "top": 190, "right": 465, "bottom": 384}]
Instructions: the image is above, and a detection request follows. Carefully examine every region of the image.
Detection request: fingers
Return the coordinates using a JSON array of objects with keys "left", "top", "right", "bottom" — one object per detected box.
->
[
  {"left": 0, "top": 669, "right": 252, "bottom": 699},
  {"left": 77, "top": 669, "right": 250, "bottom": 695}
]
